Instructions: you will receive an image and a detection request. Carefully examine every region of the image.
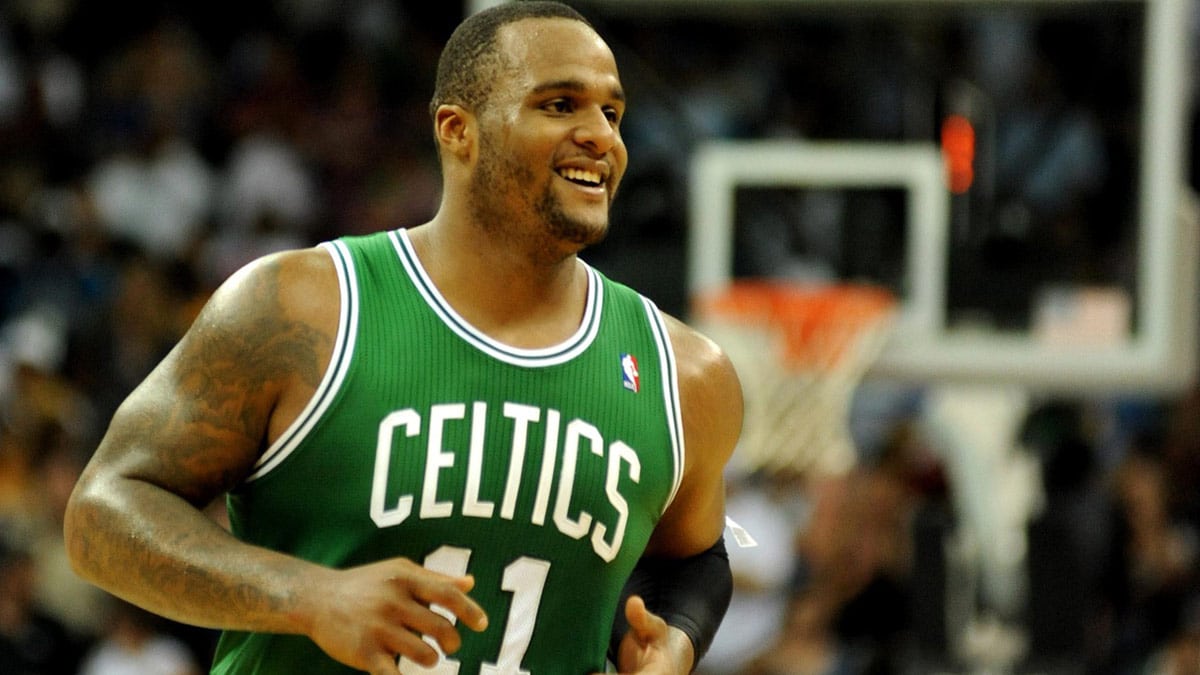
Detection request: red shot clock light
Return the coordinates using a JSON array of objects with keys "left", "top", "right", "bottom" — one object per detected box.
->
[{"left": 940, "top": 113, "right": 975, "bottom": 194}]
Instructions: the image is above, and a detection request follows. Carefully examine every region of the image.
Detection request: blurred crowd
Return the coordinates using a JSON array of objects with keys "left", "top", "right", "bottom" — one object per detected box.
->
[
  {"left": 698, "top": 390, "right": 1200, "bottom": 675},
  {"left": 0, "top": 1, "right": 1198, "bottom": 674},
  {"left": 0, "top": 1, "right": 459, "bottom": 673}
]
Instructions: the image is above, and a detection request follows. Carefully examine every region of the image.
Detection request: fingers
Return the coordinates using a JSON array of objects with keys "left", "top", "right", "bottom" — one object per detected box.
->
[
  {"left": 387, "top": 628, "right": 443, "bottom": 670},
  {"left": 619, "top": 596, "right": 676, "bottom": 671},
  {"left": 364, "top": 603, "right": 456, "bottom": 673},
  {"left": 308, "top": 558, "right": 491, "bottom": 673},
  {"left": 365, "top": 652, "right": 403, "bottom": 675},
  {"left": 376, "top": 566, "right": 487, "bottom": 662},
  {"left": 624, "top": 595, "right": 668, "bottom": 643},
  {"left": 389, "top": 602, "right": 463, "bottom": 657},
  {"left": 614, "top": 596, "right": 695, "bottom": 674},
  {"left": 399, "top": 569, "right": 488, "bottom": 633}
]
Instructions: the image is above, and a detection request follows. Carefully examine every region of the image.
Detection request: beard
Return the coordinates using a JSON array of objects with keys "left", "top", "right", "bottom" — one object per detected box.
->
[
  {"left": 468, "top": 136, "right": 611, "bottom": 253},
  {"left": 534, "top": 183, "right": 607, "bottom": 247}
]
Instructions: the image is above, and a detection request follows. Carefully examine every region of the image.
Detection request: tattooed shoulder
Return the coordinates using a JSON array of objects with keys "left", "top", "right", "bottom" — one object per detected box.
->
[
  {"left": 174, "top": 249, "right": 339, "bottom": 443},
  {"left": 196, "top": 248, "right": 336, "bottom": 379}
]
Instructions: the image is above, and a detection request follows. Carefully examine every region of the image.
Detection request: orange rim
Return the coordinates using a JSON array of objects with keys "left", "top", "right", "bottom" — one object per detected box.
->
[{"left": 692, "top": 280, "right": 895, "bottom": 370}]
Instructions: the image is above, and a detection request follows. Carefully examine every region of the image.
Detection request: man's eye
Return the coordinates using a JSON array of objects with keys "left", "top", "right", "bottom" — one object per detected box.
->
[
  {"left": 546, "top": 99, "right": 573, "bottom": 113},
  {"left": 604, "top": 108, "right": 621, "bottom": 124}
]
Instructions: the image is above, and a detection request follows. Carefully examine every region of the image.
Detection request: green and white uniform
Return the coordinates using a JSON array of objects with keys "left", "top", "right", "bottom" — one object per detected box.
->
[{"left": 210, "top": 229, "right": 685, "bottom": 675}]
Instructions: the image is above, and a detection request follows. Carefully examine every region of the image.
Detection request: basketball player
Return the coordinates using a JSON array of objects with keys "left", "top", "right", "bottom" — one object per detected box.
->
[{"left": 64, "top": 2, "right": 743, "bottom": 673}]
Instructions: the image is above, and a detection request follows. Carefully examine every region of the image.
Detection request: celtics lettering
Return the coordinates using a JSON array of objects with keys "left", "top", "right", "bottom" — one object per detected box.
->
[{"left": 369, "top": 402, "right": 640, "bottom": 563}]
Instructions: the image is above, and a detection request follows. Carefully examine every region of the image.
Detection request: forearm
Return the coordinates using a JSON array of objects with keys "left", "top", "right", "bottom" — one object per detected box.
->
[
  {"left": 611, "top": 537, "right": 732, "bottom": 670},
  {"left": 65, "top": 475, "right": 325, "bottom": 636}
]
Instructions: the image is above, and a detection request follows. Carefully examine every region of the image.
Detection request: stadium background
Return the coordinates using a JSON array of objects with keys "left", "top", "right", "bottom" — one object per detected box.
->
[{"left": 0, "top": 1, "right": 1198, "bottom": 673}]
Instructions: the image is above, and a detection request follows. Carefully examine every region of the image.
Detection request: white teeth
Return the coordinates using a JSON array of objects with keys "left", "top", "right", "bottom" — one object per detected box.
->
[{"left": 560, "top": 168, "right": 602, "bottom": 186}]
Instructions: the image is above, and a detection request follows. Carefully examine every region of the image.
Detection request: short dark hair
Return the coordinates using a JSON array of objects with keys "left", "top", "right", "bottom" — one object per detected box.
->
[{"left": 430, "top": 1, "right": 593, "bottom": 117}]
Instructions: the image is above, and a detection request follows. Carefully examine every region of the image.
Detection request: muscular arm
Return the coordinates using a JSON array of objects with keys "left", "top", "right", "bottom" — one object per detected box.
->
[
  {"left": 64, "top": 248, "right": 486, "bottom": 671},
  {"left": 649, "top": 314, "right": 742, "bottom": 560},
  {"left": 610, "top": 314, "right": 744, "bottom": 673},
  {"left": 65, "top": 248, "right": 341, "bottom": 631}
]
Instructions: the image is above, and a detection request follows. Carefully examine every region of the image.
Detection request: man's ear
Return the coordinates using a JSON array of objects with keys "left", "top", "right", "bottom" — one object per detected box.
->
[{"left": 434, "top": 104, "right": 474, "bottom": 162}]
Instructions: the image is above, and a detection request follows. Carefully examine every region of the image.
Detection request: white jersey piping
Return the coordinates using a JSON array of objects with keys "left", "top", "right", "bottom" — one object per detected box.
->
[
  {"left": 388, "top": 228, "right": 602, "bottom": 368},
  {"left": 643, "top": 297, "right": 685, "bottom": 513},
  {"left": 247, "top": 241, "right": 359, "bottom": 481}
]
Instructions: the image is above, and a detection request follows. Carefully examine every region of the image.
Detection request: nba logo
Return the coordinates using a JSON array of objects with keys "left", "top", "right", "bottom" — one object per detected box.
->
[{"left": 620, "top": 353, "right": 640, "bottom": 392}]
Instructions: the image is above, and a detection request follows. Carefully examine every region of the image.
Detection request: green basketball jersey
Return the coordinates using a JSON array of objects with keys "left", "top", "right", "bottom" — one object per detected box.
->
[{"left": 210, "top": 229, "right": 684, "bottom": 674}]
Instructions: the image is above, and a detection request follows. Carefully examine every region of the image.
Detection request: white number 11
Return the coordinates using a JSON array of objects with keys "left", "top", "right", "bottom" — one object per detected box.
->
[{"left": 399, "top": 546, "right": 551, "bottom": 675}]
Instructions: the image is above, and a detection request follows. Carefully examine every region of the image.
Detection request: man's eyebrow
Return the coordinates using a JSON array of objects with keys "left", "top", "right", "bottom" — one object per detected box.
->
[{"left": 531, "top": 79, "right": 626, "bottom": 103}]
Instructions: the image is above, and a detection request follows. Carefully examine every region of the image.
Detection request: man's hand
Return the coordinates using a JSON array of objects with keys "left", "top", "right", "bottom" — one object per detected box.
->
[
  {"left": 601, "top": 595, "right": 695, "bottom": 675},
  {"left": 305, "top": 557, "right": 488, "bottom": 675}
]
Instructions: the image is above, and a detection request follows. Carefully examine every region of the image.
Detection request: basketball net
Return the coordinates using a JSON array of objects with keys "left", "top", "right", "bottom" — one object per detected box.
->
[{"left": 692, "top": 281, "right": 896, "bottom": 477}]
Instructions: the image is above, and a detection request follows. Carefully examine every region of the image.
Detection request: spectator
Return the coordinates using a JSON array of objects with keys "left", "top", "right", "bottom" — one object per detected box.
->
[
  {"left": 78, "top": 597, "right": 201, "bottom": 675},
  {"left": 0, "top": 533, "right": 86, "bottom": 674}
]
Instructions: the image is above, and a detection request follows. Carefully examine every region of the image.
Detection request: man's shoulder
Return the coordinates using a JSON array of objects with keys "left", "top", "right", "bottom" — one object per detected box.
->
[
  {"left": 661, "top": 313, "right": 733, "bottom": 377},
  {"left": 204, "top": 246, "right": 340, "bottom": 334}
]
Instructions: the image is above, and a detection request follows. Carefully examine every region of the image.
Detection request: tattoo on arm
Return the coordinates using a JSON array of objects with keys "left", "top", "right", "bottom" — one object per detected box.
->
[
  {"left": 71, "top": 252, "right": 336, "bottom": 626},
  {"left": 118, "top": 254, "right": 334, "bottom": 501}
]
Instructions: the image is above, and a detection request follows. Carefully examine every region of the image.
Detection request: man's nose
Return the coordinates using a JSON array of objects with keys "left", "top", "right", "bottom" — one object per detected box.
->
[{"left": 572, "top": 107, "right": 620, "bottom": 155}]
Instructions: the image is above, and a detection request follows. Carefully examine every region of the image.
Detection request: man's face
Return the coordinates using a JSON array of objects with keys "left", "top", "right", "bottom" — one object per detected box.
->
[{"left": 468, "top": 18, "right": 628, "bottom": 254}]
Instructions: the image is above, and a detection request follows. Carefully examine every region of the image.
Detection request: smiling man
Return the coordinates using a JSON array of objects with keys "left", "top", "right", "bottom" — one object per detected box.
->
[{"left": 64, "top": 3, "right": 743, "bottom": 674}]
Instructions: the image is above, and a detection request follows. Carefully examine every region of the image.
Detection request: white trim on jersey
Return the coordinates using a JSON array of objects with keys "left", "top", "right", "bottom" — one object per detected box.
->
[
  {"left": 642, "top": 298, "right": 685, "bottom": 514},
  {"left": 247, "top": 241, "right": 360, "bottom": 481},
  {"left": 388, "top": 228, "right": 603, "bottom": 368}
]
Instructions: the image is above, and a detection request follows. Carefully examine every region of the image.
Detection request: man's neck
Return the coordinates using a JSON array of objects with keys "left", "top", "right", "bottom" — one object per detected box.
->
[{"left": 404, "top": 221, "right": 590, "bottom": 349}]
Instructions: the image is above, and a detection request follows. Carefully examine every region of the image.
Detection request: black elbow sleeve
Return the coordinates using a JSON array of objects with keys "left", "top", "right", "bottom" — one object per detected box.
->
[{"left": 609, "top": 536, "right": 732, "bottom": 668}]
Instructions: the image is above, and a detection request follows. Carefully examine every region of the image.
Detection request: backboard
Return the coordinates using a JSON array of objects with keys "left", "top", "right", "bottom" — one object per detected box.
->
[{"left": 680, "top": 0, "right": 1195, "bottom": 393}]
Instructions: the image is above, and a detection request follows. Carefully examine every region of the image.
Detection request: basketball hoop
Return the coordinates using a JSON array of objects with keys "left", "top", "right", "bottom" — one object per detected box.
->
[{"left": 692, "top": 281, "right": 896, "bottom": 476}]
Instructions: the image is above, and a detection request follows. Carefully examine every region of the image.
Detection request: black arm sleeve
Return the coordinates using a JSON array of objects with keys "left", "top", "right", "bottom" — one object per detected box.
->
[{"left": 608, "top": 536, "right": 733, "bottom": 670}]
